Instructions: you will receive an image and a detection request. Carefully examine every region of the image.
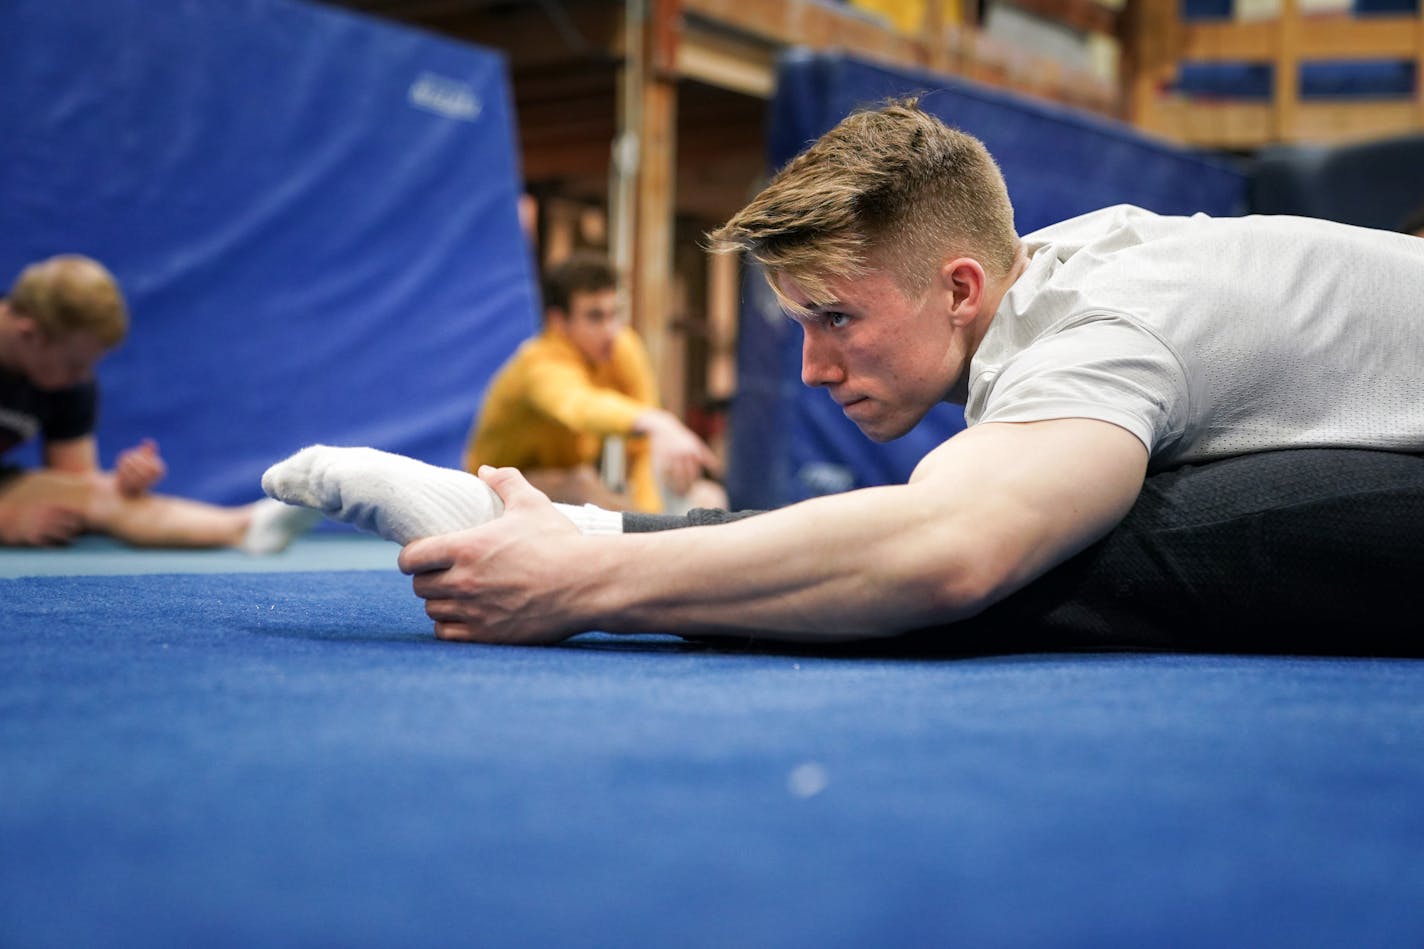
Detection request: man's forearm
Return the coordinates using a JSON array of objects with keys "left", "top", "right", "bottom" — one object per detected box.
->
[{"left": 580, "top": 483, "right": 979, "bottom": 643}]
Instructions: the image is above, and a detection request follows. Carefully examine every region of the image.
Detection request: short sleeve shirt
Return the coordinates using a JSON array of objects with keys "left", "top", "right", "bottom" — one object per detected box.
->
[
  {"left": 0, "top": 365, "right": 97, "bottom": 458},
  {"left": 966, "top": 205, "right": 1424, "bottom": 467}
]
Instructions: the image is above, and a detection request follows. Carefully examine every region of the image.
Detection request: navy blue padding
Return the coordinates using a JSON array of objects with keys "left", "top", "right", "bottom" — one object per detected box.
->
[
  {"left": 727, "top": 52, "right": 1245, "bottom": 510},
  {"left": 1181, "top": 0, "right": 1421, "bottom": 21},
  {"left": 1355, "top": 0, "right": 1419, "bottom": 13},
  {"left": 1174, "top": 61, "right": 1275, "bottom": 98},
  {"left": 1181, "top": 0, "right": 1234, "bottom": 18},
  {"left": 1173, "top": 60, "right": 1415, "bottom": 99},
  {"left": 1248, "top": 132, "right": 1424, "bottom": 231},
  {"left": 1302, "top": 60, "right": 1415, "bottom": 97},
  {"left": 0, "top": 0, "right": 537, "bottom": 503},
  {"left": 4, "top": 569, "right": 1424, "bottom": 946}
]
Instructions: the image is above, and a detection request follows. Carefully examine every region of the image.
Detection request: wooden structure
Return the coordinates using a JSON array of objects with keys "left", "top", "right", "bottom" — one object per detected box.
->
[
  {"left": 328, "top": 0, "right": 1121, "bottom": 421},
  {"left": 1127, "top": 0, "right": 1424, "bottom": 149}
]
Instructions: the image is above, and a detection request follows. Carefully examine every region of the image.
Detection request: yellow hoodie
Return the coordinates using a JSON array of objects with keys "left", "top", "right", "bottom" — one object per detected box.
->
[{"left": 464, "top": 325, "right": 661, "bottom": 512}]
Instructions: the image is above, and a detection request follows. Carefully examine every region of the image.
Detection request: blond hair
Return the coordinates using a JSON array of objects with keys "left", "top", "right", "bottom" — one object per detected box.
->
[
  {"left": 6, "top": 255, "right": 128, "bottom": 347},
  {"left": 707, "top": 98, "right": 1018, "bottom": 310}
]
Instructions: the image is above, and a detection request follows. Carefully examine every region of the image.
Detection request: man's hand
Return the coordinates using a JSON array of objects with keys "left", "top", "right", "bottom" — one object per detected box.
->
[
  {"left": 397, "top": 466, "right": 589, "bottom": 645},
  {"left": 635, "top": 409, "right": 719, "bottom": 496},
  {"left": 0, "top": 501, "right": 86, "bottom": 546},
  {"left": 114, "top": 439, "right": 166, "bottom": 497}
]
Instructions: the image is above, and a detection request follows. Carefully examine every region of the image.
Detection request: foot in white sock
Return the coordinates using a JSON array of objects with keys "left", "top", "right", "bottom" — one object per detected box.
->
[
  {"left": 241, "top": 498, "right": 323, "bottom": 555},
  {"left": 261, "top": 445, "right": 503, "bottom": 544}
]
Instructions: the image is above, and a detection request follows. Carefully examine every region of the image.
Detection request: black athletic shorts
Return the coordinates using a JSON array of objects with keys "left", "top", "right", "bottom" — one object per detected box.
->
[{"left": 634, "top": 449, "right": 1424, "bottom": 657}]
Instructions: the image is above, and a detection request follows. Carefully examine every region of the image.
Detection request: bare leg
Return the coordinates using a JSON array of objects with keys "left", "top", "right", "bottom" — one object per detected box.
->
[
  {"left": 0, "top": 470, "right": 315, "bottom": 552},
  {"left": 524, "top": 465, "right": 635, "bottom": 511}
]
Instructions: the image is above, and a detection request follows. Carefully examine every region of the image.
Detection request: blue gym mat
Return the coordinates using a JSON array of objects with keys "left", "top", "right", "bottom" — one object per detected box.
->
[
  {"left": 2, "top": 542, "right": 1422, "bottom": 947},
  {"left": 0, "top": 532, "right": 402, "bottom": 578}
]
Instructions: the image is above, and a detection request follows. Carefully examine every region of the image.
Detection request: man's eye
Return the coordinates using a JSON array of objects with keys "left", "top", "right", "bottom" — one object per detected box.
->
[{"left": 826, "top": 311, "right": 851, "bottom": 328}]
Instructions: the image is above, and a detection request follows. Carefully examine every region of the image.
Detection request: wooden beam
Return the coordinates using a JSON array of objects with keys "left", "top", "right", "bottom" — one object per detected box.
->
[
  {"left": 1182, "top": 14, "right": 1423, "bottom": 60},
  {"left": 1147, "top": 97, "right": 1422, "bottom": 147},
  {"left": 634, "top": 76, "right": 683, "bottom": 413},
  {"left": 611, "top": 0, "right": 684, "bottom": 415},
  {"left": 705, "top": 250, "right": 739, "bottom": 404},
  {"left": 1000, "top": 0, "right": 1120, "bottom": 37},
  {"left": 1273, "top": 0, "right": 1301, "bottom": 140},
  {"left": 1124, "top": 0, "right": 1185, "bottom": 132},
  {"left": 1417, "top": 2, "right": 1424, "bottom": 128},
  {"left": 675, "top": 29, "right": 777, "bottom": 98}
]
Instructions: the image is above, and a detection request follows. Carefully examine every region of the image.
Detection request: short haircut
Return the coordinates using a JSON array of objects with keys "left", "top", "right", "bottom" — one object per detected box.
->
[
  {"left": 6, "top": 255, "right": 128, "bottom": 347},
  {"left": 707, "top": 97, "right": 1018, "bottom": 311},
  {"left": 541, "top": 251, "right": 617, "bottom": 316}
]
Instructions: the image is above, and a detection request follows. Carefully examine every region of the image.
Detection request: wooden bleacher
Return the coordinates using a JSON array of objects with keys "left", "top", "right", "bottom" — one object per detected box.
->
[{"left": 1127, "top": 0, "right": 1424, "bottom": 147}]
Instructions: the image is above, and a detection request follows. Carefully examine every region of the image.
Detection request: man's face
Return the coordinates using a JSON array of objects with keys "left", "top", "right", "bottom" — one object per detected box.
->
[
  {"left": 13, "top": 320, "right": 108, "bottom": 391},
  {"left": 551, "top": 287, "right": 624, "bottom": 366},
  {"left": 782, "top": 269, "right": 965, "bottom": 443}
]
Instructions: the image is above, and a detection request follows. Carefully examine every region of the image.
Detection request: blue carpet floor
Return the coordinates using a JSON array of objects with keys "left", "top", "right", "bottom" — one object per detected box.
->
[
  {"left": 0, "top": 531, "right": 401, "bottom": 577},
  {"left": 3, "top": 554, "right": 1423, "bottom": 947}
]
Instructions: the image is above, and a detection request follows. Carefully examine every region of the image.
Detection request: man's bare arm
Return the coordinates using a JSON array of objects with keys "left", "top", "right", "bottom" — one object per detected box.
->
[
  {"left": 399, "top": 418, "right": 1148, "bottom": 644},
  {"left": 42, "top": 435, "right": 99, "bottom": 474}
]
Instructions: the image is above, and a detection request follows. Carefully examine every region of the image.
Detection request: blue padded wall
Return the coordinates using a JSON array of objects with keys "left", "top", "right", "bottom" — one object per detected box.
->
[
  {"left": 0, "top": 0, "right": 537, "bottom": 504},
  {"left": 727, "top": 52, "right": 1247, "bottom": 511},
  {"left": 1173, "top": 61, "right": 1416, "bottom": 100}
]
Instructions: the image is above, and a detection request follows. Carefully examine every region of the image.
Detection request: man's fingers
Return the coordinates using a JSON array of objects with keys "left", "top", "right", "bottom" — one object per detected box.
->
[
  {"left": 699, "top": 442, "right": 723, "bottom": 476},
  {"left": 478, "top": 465, "right": 547, "bottom": 510},
  {"left": 433, "top": 620, "right": 481, "bottom": 642},
  {"left": 397, "top": 535, "right": 457, "bottom": 575},
  {"left": 410, "top": 570, "right": 471, "bottom": 599}
]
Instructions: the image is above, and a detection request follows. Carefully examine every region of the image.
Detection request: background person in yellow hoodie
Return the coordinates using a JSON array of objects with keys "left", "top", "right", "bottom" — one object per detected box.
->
[{"left": 464, "top": 252, "right": 724, "bottom": 513}]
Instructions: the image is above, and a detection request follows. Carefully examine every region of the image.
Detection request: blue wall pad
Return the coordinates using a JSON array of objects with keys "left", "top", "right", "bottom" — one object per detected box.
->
[
  {"left": 0, "top": 0, "right": 537, "bottom": 504},
  {"left": 728, "top": 52, "right": 1246, "bottom": 511},
  {"left": 1174, "top": 61, "right": 1275, "bottom": 98},
  {"left": 1174, "top": 61, "right": 1415, "bottom": 99},
  {"left": 4, "top": 570, "right": 1424, "bottom": 946},
  {"left": 1182, "top": 0, "right": 1420, "bottom": 17},
  {"left": 1249, "top": 132, "right": 1424, "bottom": 231},
  {"left": 1355, "top": 0, "right": 1419, "bottom": 13},
  {"left": 1181, "top": 0, "right": 1234, "bottom": 18}
]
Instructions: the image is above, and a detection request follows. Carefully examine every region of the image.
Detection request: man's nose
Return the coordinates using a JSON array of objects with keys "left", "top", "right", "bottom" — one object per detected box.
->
[{"left": 800, "top": 331, "right": 843, "bottom": 388}]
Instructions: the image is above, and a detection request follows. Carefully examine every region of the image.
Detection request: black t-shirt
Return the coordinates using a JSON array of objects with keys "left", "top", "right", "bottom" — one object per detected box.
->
[{"left": 0, "top": 364, "right": 97, "bottom": 459}]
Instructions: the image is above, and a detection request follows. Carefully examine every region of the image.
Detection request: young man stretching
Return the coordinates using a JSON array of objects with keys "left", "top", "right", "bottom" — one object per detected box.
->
[
  {"left": 0, "top": 254, "right": 315, "bottom": 551},
  {"left": 465, "top": 251, "right": 723, "bottom": 513},
  {"left": 264, "top": 99, "right": 1424, "bottom": 649}
]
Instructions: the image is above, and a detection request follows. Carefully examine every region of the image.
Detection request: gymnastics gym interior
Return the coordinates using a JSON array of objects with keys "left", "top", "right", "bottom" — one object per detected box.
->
[{"left": 3, "top": 0, "right": 1423, "bottom": 945}]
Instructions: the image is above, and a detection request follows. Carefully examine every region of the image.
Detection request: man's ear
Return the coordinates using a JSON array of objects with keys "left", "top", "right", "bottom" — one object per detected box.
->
[
  {"left": 544, "top": 306, "right": 568, "bottom": 330},
  {"left": 8, "top": 311, "right": 42, "bottom": 340},
  {"left": 940, "top": 257, "right": 986, "bottom": 327}
]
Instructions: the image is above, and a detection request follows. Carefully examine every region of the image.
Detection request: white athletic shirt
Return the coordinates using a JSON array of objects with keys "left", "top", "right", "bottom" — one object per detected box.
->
[{"left": 965, "top": 204, "right": 1424, "bottom": 468}]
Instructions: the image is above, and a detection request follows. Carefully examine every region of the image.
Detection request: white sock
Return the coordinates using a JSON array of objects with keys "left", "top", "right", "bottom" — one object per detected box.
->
[
  {"left": 553, "top": 502, "right": 623, "bottom": 536},
  {"left": 262, "top": 445, "right": 627, "bottom": 544},
  {"left": 261, "top": 445, "right": 505, "bottom": 545},
  {"left": 241, "top": 498, "right": 322, "bottom": 555}
]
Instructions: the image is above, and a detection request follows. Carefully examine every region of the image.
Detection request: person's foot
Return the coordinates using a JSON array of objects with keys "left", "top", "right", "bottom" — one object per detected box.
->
[
  {"left": 261, "top": 445, "right": 503, "bottom": 544},
  {"left": 240, "top": 498, "right": 322, "bottom": 554}
]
